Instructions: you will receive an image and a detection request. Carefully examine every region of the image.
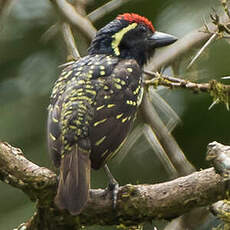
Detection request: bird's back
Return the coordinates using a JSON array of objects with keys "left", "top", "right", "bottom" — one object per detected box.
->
[{"left": 47, "top": 54, "right": 142, "bottom": 169}]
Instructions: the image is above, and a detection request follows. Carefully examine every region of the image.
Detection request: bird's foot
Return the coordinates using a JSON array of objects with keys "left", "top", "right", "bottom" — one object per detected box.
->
[
  {"left": 106, "top": 179, "right": 119, "bottom": 208},
  {"left": 103, "top": 164, "right": 119, "bottom": 208}
]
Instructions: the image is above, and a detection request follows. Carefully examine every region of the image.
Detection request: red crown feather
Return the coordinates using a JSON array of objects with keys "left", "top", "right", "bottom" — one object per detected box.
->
[{"left": 116, "top": 13, "right": 155, "bottom": 32}]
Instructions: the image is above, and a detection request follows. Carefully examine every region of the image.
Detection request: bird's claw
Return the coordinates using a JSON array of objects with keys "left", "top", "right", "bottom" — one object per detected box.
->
[{"left": 108, "top": 181, "right": 119, "bottom": 208}]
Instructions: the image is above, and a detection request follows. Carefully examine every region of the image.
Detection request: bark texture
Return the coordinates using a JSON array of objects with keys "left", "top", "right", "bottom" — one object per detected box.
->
[{"left": 0, "top": 142, "right": 228, "bottom": 229}]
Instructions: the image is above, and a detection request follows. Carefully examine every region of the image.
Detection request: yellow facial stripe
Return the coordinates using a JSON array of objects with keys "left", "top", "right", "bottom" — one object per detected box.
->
[{"left": 111, "top": 23, "right": 137, "bottom": 56}]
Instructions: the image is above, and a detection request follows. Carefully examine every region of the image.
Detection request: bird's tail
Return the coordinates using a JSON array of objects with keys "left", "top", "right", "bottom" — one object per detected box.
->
[{"left": 55, "top": 145, "right": 91, "bottom": 215}]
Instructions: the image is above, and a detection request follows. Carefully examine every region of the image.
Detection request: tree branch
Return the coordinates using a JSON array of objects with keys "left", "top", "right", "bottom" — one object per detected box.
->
[
  {"left": 50, "top": 0, "right": 96, "bottom": 42},
  {"left": 87, "top": 0, "right": 131, "bottom": 22},
  {"left": 140, "top": 93, "right": 195, "bottom": 176},
  {"left": 61, "top": 22, "right": 81, "bottom": 60},
  {"left": 144, "top": 71, "right": 230, "bottom": 109},
  {"left": 0, "top": 142, "right": 57, "bottom": 201},
  {"left": 0, "top": 141, "right": 228, "bottom": 229}
]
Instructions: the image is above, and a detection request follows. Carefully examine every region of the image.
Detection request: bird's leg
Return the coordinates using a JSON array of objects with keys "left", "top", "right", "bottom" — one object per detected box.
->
[{"left": 104, "top": 164, "right": 119, "bottom": 208}]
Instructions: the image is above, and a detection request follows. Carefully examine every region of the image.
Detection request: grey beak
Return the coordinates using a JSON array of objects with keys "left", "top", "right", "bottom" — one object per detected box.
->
[{"left": 150, "top": 31, "right": 177, "bottom": 48}]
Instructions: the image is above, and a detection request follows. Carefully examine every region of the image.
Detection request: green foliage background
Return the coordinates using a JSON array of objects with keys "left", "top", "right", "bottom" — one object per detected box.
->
[{"left": 0, "top": 0, "right": 229, "bottom": 229}]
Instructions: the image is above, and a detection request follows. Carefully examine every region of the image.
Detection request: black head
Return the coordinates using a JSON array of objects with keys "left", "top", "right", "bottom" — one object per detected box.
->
[{"left": 88, "top": 13, "right": 177, "bottom": 67}]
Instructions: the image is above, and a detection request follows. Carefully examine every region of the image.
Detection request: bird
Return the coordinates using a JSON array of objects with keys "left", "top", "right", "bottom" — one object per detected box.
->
[{"left": 47, "top": 13, "right": 177, "bottom": 215}]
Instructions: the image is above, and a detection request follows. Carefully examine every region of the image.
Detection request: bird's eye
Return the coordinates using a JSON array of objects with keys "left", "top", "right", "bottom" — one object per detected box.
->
[{"left": 139, "top": 25, "right": 147, "bottom": 32}]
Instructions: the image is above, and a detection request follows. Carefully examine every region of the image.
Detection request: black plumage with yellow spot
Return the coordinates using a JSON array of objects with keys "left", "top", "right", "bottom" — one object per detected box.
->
[{"left": 47, "top": 13, "right": 177, "bottom": 215}]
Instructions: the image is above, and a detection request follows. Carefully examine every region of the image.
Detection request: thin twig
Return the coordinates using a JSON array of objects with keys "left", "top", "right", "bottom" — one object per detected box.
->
[
  {"left": 144, "top": 70, "right": 211, "bottom": 92},
  {"left": 187, "top": 33, "right": 218, "bottom": 69},
  {"left": 0, "top": 0, "right": 15, "bottom": 16},
  {"left": 51, "top": 0, "right": 97, "bottom": 42},
  {"left": 114, "top": 123, "right": 144, "bottom": 164},
  {"left": 208, "top": 99, "right": 220, "bottom": 110},
  {"left": 144, "top": 70, "right": 230, "bottom": 111},
  {"left": 40, "top": 22, "right": 60, "bottom": 43},
  {"left": 141, "top": 93, "right": 195, "bottom": 176},
  {"left": 0, "top": 0, "right": 16, "bottom": 30},
  {"left": 143, "top": 124, "right": 179, "bottom": 179},
  {"left": 221, "top": 0, "right": 230, "bottom": 20},
  {"left": 74, "top": 0, "right": 87, "bottom": 16},
  {"left": 61, "top": 22, "right": 81, "bottom": 60},
  {"left": 88, "top": 0, "right": 131, "bottom": 22},
  {"left": 147, "top": 89, "right": 181, "bottom": 132}
]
